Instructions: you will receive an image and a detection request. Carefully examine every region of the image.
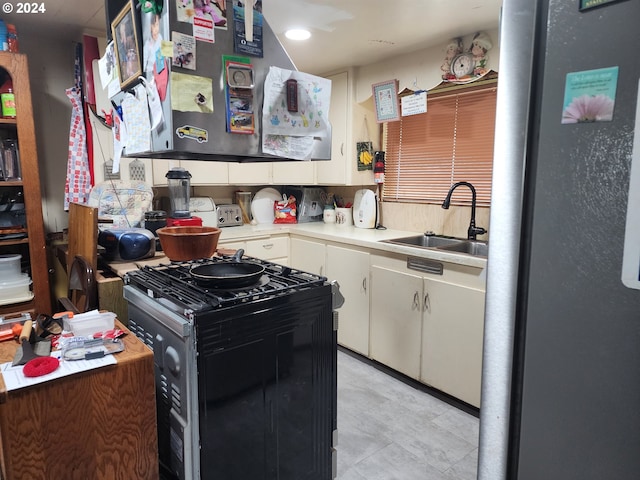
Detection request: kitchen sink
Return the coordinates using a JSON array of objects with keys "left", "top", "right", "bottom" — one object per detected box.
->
[
  {"left": 437, "top": 240, "right": 489, "bottom": 257},
  {"left": 381, "top": 234, "right": 488, "bottom": 257},
  {"left": 382, "top": 234, "right": 467, "bottom": 248}
]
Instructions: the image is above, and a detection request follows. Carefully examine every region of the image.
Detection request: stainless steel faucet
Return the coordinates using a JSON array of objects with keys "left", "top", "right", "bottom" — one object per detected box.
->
[{"left": 442, "top": 181, "right": 487, "bottom": 240}]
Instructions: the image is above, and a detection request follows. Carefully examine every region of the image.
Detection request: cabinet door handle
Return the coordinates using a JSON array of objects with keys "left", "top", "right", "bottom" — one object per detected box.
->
[
  {"left": 340, "top": 143, "right": 344, "bottom": 156},
  {"left": 362, "top": 277, "right": 367, "bottom": 293},
  {"left": 262, "top": 243, "right": 274, "bottom": 249},
  {"left": 423, "top": 292, "right": 431, "bottom": 313},
  {"left": 412, "top": 291, "right": 420, "bottom": 310}
]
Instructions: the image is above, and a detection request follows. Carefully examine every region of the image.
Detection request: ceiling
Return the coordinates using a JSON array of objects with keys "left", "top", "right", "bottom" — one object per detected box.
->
[{"left": 11, "top": 0, "right": 503, "bottom": 75}]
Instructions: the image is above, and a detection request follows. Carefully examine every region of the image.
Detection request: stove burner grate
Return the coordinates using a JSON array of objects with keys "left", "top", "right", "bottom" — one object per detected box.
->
[{"left": 125, "top": 255, "right": 327, "bottom": 312}]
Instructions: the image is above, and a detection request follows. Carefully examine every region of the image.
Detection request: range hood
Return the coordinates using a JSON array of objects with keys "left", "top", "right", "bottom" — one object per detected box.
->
[{"left": 118, "top": 2, "right": 331, "bottom": 163}]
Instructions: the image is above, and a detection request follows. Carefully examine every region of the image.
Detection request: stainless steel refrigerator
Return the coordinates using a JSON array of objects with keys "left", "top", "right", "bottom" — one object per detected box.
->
[{"left": 479, "top": 0, "right": 640, "bottom": 479}]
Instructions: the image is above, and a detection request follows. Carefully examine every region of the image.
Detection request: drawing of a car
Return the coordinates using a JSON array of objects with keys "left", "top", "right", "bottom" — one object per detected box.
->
[{"left": 176, "top": 125, "right": 208, "bottom": 143}]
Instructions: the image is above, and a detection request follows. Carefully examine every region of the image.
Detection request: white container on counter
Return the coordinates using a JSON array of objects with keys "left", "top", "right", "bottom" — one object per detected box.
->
[
  {"left": 323, "top": 206, "right": 336, "bottom": 224},
  {"left": 64, "top": 311, "right": 117, "bottom": 337},
  {"left": 335, "top": 207, "right": 353, "bottom": 226}
]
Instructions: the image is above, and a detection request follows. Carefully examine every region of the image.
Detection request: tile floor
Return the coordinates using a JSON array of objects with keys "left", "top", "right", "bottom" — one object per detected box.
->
[{"left": 336, "top": 349, "right": 479, "bottom": 480}]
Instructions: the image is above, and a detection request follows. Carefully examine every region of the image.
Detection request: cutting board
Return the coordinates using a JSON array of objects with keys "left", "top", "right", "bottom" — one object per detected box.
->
[{"left": 67, "top": 202, "right": 98, "bottom": 273}]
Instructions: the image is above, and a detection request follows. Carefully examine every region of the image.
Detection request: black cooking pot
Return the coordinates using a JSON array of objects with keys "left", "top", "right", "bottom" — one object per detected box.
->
[{"left": 189, "top": 249, "right": 265, "bottom": 288}]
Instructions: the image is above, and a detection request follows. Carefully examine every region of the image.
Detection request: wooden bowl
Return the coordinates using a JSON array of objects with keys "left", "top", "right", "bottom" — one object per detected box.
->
[{"left": 157, "top": 226, "right": 221, "bottom": 261}]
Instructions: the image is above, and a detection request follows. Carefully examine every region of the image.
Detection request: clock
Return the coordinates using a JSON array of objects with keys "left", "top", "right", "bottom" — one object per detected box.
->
[{"left": 450, "top": 52, "right": 476, "bottom": 78}]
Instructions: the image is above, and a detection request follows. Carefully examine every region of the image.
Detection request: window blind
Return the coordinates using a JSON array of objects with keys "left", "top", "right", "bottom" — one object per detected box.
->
[{"left": 382, "top": 84, "right": 497, "bottom": 207}]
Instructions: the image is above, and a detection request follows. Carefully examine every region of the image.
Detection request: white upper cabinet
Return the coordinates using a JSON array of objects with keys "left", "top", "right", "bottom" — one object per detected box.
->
[
  {"left": 152, "top": 159, "right": 229, "bottom": 185},
  {"left": 317, "top": 70, "right": 377, "bottom": 186},
  {"left": 228, "top": 161, "right": 272, "bottom": 185},
  {"left": 228, "top": 159, "right": 315, "bottom": 185}
]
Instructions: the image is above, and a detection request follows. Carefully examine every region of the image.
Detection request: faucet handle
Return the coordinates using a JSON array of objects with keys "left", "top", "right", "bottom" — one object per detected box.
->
[
  {"left": 424, "top": 230, "right": 436, "bottom": 236},
  {"left": 468, "top": 226, "right": 487, "bottom": 240}
]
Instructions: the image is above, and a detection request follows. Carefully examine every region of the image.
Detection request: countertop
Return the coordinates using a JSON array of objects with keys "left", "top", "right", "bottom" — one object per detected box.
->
[
  {"left": 106, "top": 222, "right": 488, "bottom": 277},
  {"left": 216, "top": 223, "right": 488, "bottom": 268}
]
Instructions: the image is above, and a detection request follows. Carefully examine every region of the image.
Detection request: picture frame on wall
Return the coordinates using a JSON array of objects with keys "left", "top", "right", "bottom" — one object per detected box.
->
[
  {"left": 111, "top": 0, "right": 142, "bottom": 90},
  {"left": 372, "top": 79, "right": 400, "bottom": 123}
]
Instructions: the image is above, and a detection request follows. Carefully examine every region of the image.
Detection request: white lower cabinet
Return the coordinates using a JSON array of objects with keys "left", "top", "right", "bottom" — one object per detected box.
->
[
  {"left": 370, "top": 253, "right": 485, "bottom": 407},
  {"left": 218, "top": 235, "right": 289, "bottom": 265},
  {"left": 420, "top": 277, "right": 485, "bottom": 407},
  {"left": 326, "top": 245, "right": 370, "bottom": 356},
  {"left": 289, "top": 237, "right": 326, "bottom": 276},
  {"left": 217, "top": 239, "right": 246, "bottom": 253},
  {"left": 245, "top": 236, "right": 289, "bottom": 265},
  {"left": 291, "top": 236, "right": 486, "bottom": 407},
  {"left": 370, "top": 265, "right": 423, "bottom": 379}
]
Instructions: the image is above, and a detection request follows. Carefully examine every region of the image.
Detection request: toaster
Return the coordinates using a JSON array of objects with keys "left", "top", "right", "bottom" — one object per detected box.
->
[
  {"left": 98, "top": 228, "right": 156, "bottom": 262},
  {"left": 216, "top": 204, "right": 243, "bottom": 227}
]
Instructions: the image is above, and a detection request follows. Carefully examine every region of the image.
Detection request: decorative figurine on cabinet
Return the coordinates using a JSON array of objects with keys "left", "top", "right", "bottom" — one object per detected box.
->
[
  {"left": 442, "top": 31, "right": 492, "bottom": 84},
  {"left": 441, "top": 37, "right": 463, "bottom": 80},
  {"left": 469, "top": 31, "right": 492, "bottom": 77}
]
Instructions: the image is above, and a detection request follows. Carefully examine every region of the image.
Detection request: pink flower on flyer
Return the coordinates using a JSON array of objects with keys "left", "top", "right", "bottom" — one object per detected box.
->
[{"left": 562, "top": 94, "right": 614, "bottom": 124}]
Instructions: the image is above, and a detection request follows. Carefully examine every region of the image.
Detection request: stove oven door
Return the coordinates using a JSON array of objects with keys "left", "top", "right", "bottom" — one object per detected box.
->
[{"left": 196, "top": 284, "right": 336, "bottom": 480}]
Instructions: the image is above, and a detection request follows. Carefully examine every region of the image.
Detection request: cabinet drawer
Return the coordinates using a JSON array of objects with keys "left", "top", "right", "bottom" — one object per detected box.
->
[
  {"left": 370, "top": 252, "right": 486, "bottom": 291},
  {"left": 245, "top": 236, "right": 289, "bottom": 260},
  {"left": 217, "top": 240, "right": 246, "bottom": 254}
]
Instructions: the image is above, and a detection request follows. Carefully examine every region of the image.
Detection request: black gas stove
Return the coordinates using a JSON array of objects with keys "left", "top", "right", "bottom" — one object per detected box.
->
[
  {"left": 125, "top": 256, "right": 328, "bottom": 312},
  {"left": 124, "top": 256, "right": 339, "bottom": 480}
]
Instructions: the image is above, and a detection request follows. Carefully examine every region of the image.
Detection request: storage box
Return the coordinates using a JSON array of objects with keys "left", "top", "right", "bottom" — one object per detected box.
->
[
  {"left": 64, "top": 311, "right": 116, "bottom": 337},
  {"left": 0, "top": 273, "right": 31, "bottom": 304},
  {"left": 0, "top": 313, "right": 27, "bottom": 340},
  {"left": 0, "top": 254, "right": 21, "bottom": 277}
]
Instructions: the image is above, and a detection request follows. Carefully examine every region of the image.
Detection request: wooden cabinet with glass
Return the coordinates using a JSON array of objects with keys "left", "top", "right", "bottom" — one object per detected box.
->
[{"left": 0, "top": 53, "right": 51, "bottom": 318}]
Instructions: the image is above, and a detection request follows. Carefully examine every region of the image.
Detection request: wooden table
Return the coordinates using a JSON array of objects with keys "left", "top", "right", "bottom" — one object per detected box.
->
[{"left": 0, "top": 321, "right": 158, "bottom": 480}]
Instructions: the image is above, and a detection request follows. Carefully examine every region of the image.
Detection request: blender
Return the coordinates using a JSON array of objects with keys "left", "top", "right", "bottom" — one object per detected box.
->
[{"left": 165, "top": 167, "right": 202, "bottom": 226}]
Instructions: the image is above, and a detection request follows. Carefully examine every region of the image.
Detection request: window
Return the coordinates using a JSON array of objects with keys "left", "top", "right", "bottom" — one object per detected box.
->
[{"left": 382, "top": 79, "right": 497, "bottom": 207}]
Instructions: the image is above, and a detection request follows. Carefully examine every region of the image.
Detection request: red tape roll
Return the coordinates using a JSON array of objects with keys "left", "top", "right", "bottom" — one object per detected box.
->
[{"left": 23, "top": 356, "right": 60, "bottom": 377}]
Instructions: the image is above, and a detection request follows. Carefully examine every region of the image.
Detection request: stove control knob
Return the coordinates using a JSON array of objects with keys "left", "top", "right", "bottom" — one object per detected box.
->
[
  {"left": 234, "top": 215, "right": 241, "bottom": 222},
  {"left": 218, "top": 216, "right": 225, "bottom": 224},
  {"left": 164, "top": 346, "right": 181, "bottom": 377}
]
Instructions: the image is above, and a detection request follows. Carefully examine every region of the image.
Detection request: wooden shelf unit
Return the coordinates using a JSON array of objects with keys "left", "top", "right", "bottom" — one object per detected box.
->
[{"left": 0, "top": 53, "right": 52, "bottom": 317}]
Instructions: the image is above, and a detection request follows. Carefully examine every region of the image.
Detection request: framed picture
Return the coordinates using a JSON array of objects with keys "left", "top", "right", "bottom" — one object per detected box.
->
[
  {"left": 111, "top": 0, "right": 142, "bottom": 90},
  {"left": 372, "top": 79, "right": 400, "bottom": 123}
]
